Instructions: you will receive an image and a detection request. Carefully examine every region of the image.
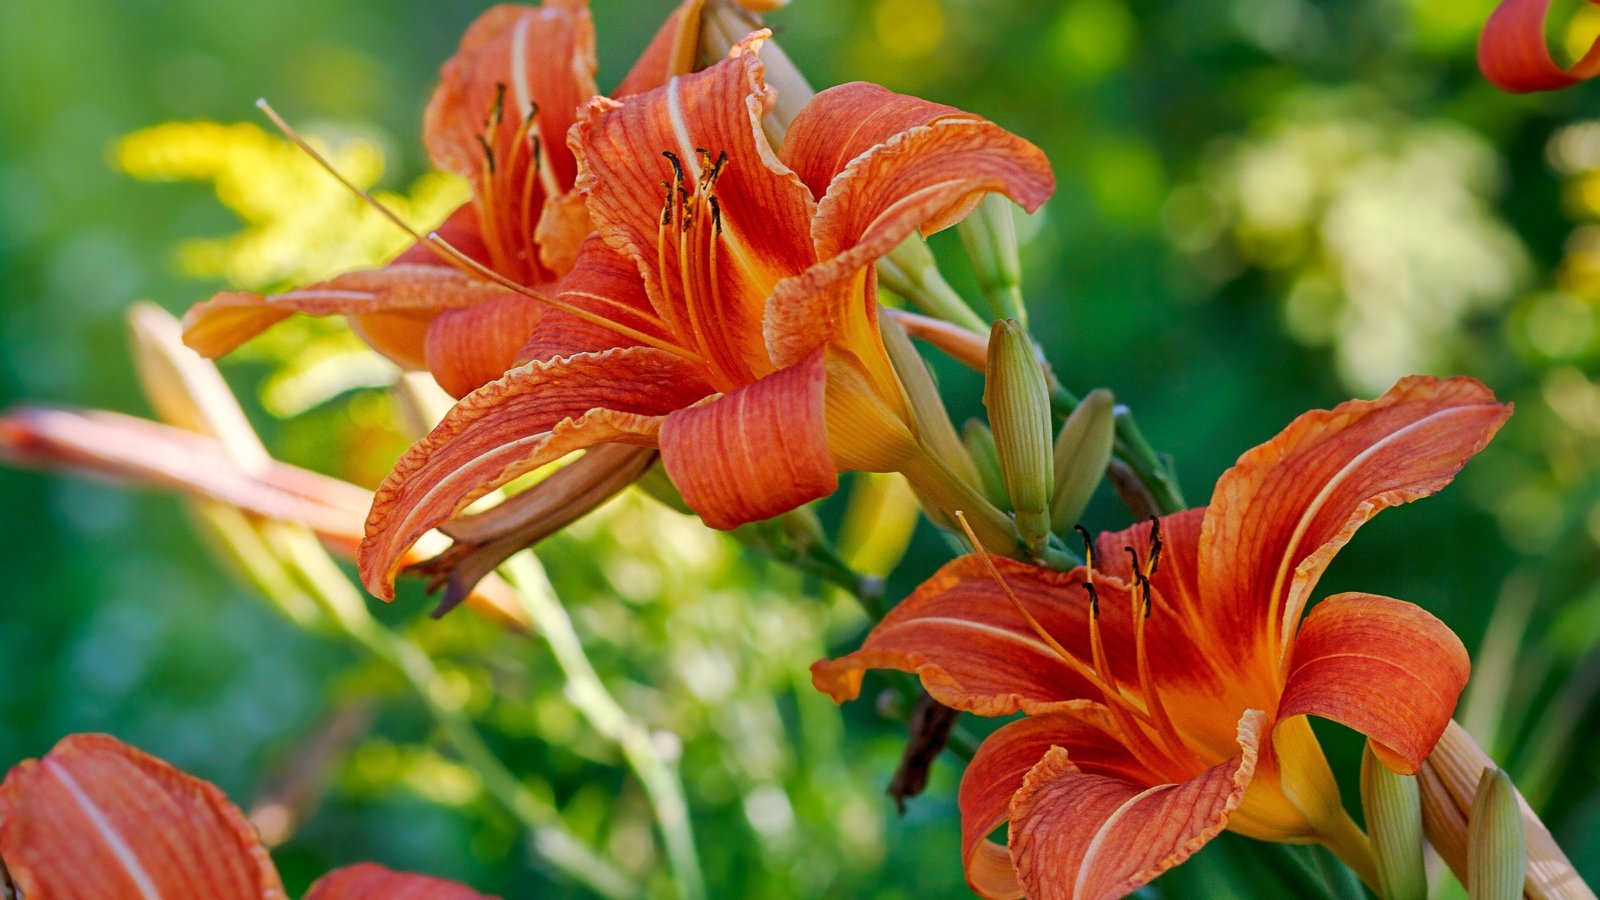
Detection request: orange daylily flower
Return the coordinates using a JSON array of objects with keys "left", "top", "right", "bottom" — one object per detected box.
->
[
  {"left": 0, "top": 733, "right": 490, "bottom": 899},
  {"left": 1479, "top": 0, "right": 1600, "bottom": 92},
  {"left": 354, "top": 32, "right": 1054, "bottom": 600},
  {"left": 813, "top": 376, "right": 1510, "bottom": 900},
  {"left": 181, "top": 0, "right": 721, "bottom": 400}
]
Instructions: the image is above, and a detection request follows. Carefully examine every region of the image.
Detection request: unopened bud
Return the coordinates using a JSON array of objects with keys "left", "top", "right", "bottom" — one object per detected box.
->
[
  {"left": 983, "top": 320, "right": 1053, "bottom": 559},
  {"left": 961, "top": 419, "right": 1008, "bottom": 507},
  {"left": 1050, "top": 389, "right": 1114, "bottom": 534},
  {"left": 958, "top": 194, "right": 1027, "bottom": 326},
  {"left": 1468, "top": 768, "right": 1526, "bottom": 900},
  {"left": 1418, "top": 722, "right": 1590, "bottom": 900},
  {"left": 1361, "top": 743, "right": 1427, "bottom": 900}
]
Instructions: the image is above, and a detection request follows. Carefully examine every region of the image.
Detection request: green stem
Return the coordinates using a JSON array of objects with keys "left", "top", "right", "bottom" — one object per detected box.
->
[
  {"left": 266, "top": 526, "right": 637, "bottom": 899},
  {"left": 500, "top": 552, "right": 707, "bottom": 900}
]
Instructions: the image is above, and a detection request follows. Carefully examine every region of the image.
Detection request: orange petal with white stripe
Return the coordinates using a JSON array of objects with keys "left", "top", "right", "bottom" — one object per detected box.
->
[
  {"left": 572, "top": 34, "right": 816, "bottom": 387},
  {"left": 1278, "top": 593, "right": 1469, "bottom": 774},
  {"left": 304, "top": 863, "right": 494, "bottom": 900},
  {"left": 1006, "top": 710, "right": 1265, "bottom": 900},
  {"left": 181, "top": 266, "right": 507, "bottom": 361},
  {"left": 1479, "top": 0, "right": 1600, "bottom": 92},
  {"left": 810, "top": 553, "right": 1128, "bottom": 717},
  {"left": 1198, "top": 376, "right": 1510, "bottom": 676},
  {"left": 959, "top": 710, "right": 1151, "bottom": 900},
  {"left": 767, "top": 83, "right": 1054, "bottom": 369},
  {"left": 0, "top": 733, "right": 285, "bottom": 900},
  {"left": 359, "top": 347, "right": 713, "bottom": 598}
]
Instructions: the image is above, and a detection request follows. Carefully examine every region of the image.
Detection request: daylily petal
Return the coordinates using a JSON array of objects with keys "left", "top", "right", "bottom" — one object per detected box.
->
[
  {"left": 0, "top": 733, "right": 285, "bottom": 900},
  {"left": 181, "top": 266, "right": 506, "bottom": 363},
  {"left": 360, "top": 347, "right": 712, "bottom": 597},
  {"left": 779, "top": 82, "right": 968, "bottom": 198},
  {"left": 425, "top": 292, "right": 547, "bottom": 398},
  {"left": 658, "top": 348, "right": 834, "bottom": 529},
  {"left": 304, "top": 862, "right": 494, "bottom": 899},
  {"left": 613, "top": 0, "right": 707, "bottom": 98},
  {"left": 1479, "top": 0, "right": 1600, "bottom": 92},
  {"left": 1199, "top": 376, "right": 1510, "bottom": 673},
  {"left": 573, "top": 34, "right": 816, "bottom": 386},
  {"left": 811, "top": 554, "right": 1133, "bottom": 717},
  {"left": 960, "top": 710, "right": 1152, "bottom": 900},
  {"left": 1279, "top": 593, "right": 1469, "bottom": 774},
  {"left": 0, "top": 406, "right": 532, "bottom": 629},
  {"left": 518, "top": 236, "right": 674, "bottom": 362},
  {"left": 423, "top": 3, "right": 598, "bottom": 282},
  {"left": 766, "top": 88, "right": 1053, "bottom": 370},
  {"left": 423, "top": 2, "right": 595, "bottom": 192},
  {"left": 1007, "top": 710, "right": 1265, "bottom": 900}
]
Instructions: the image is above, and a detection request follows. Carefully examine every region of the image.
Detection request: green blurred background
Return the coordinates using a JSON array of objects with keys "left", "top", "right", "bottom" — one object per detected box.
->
[{"left": 2, "top": 0, "right": 1598, "bottom": 895}]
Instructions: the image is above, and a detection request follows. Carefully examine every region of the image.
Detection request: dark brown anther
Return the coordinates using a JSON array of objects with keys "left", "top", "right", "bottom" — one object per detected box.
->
[
  {"left": 887, "top": 691, "right": 960, "bottom": 815},
  {"left": 708, "top": 195, "right": 722, "bottom": 234},
  {"left": 660, "top": 193, "right": 673, "bottom": 227},
  {"left": 1084, "top": 579, "right": 1100, "bottom": 618},
  {"left": 1074, "top": 524, "right": 1095, "bottom": 572},
  {"left": 488, "top": 82, "right": 507, "bottom": 129},
  {"left": 524, "top": 100, "right": 539, "bottom": 123},
  {"left": 662, "top": 150, "right": 686, "bottom": 186},
  {"left": 475, "top": 134, "right": 497, "bottom": 174},
  {"left": 1138, "top": 572, "right": 1152, "bottom": 618},
  {"left": 1146, "top": 515, "right": 1163, "bottom": 576},
  {"left": 707, "top": 149, "right": 730, "bottom": 186}
]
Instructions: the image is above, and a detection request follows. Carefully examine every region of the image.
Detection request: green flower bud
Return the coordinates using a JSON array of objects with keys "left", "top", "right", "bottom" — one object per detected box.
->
[
  {"left": 983, "top": 320, "right": 1054, "bottom": 559},
  {"left": 1050, "top": 389, "right": 1115, "bottom": 534},
  {"left": 961, "top": 419, "right": 1009, "bottom": 508},
  {"left": 1468, "top": 767, "right": 1525, "bottom": 900},
  {"left": 1361, "top": 743, "right": 1428, "bottom": 900},
  {"left": 958, "top": 194, "right": 1026, "bottom": 326}
]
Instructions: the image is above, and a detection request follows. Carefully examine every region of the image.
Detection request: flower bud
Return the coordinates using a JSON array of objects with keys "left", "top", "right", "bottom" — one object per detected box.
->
[
  {"left": 961, "top": 419, "right": 1009, "bottom": 507},
  {"left": 1361, "top": 743, "right": 1427, "bottom": 900},
  {"left": 983, "top": 320, "right": 1053, "bottom": 558},
  {"left": 1050, "top": 389, "right": 1114, "bottom": 535},
  {"left": 1468, "top": 768, "right": 1525, "bottom": 900},
  {"left": 1418, "top": 721, "right": 1589, "bottom": 900},
  {"left": 958, "top": 194, "right": 1027, "bottom": 326}
]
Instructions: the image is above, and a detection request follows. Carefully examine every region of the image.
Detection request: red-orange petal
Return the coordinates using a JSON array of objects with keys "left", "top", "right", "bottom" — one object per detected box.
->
[
  {"left": 359, "top": 347, "right": 712, "bottom": 597},
  {"left": 518, "top": 236, "right": 673, "bottom": 362},
  {"left": 1279, "top": 593, "right": 1469, "bottom": 774},
  {"left": 959, "top": 710, "right": 1151, "bottom": 900},
  {"left": 779, "top": 82, "right": 968, "bottom": 198},
  {"left": 613, "top": 0, "right": 707, "bottom": 98},
  {"left": 1198, "top": 376, "right": 1510, "bottom": 673},
  {"left": 767, "top": 89, "right": 1054, "bottom": 370},
  {"left": 181, "top": 266, "right": 507, "bottom": 365},
  {"left": 658, "top": 347, "right": 835, "bottom": 529},
  {"left": 1479, "top": 0, "right": 1600, "bottom": 92},
  {"left": 1007, "top": 710, "right": 1265, "bottom": 900},
  {"left": 810, "top": 554, "right": 1131, "bottom": 717},
  {"left": 304, "top": 863, "right": 494, "bottom": 899},
  {"left": 425, "top": 293, "right": 547, "bottom": 398},
  {"left": 423, "top": 2, "right": 596, "bottom": 192},
  {"left": 572, "top": 34, "right": 816, "bottom": 385},
  {"left": 0, "top": 406, "right": 532, "bottom": 628},
  {"left": 0, "top": 733, "right": 285, "bottom": 899}
]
